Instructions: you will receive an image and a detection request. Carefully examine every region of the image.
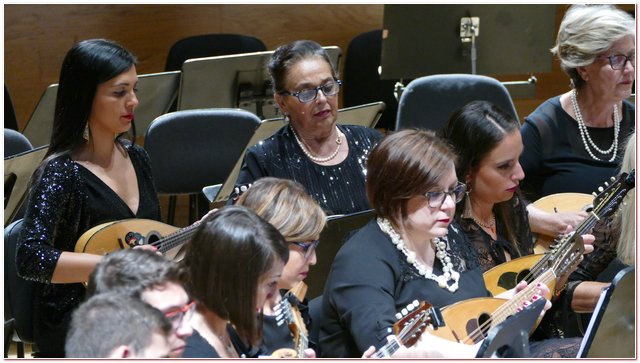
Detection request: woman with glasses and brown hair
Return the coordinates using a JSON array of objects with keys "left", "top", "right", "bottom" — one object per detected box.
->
[
  {"left": 319, "top": 129, "right": 552, "bottom": 358},
  {"left": 520, "top": 4, "right": 635, "bottom": 239},
  {"left": 233, "top": 40, "right": 382, "bottom": 215},
  {"left": 236, "top": 177, "right": 325, "bottom": 357},
  {"left": 181, "top": 206, "right": 289, "bottom": 358}
]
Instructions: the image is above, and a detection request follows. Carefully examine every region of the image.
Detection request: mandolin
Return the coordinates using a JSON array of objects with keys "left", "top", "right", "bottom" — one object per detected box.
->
[
  {"left": 75, "top": 183, "right": 253, "bottom": 259},
  {"left": 74, "top": 218, "right": 199, "bottom": 260},
  {"left": 484, "top": 170, "right": 635, "bottom": 296},
  {"left": 271, "top": 281, "right": 310, "bottom": 358},
  {"left": 532, "top": 192, "right": 594, "bottom": 253},
  {"left": 372, "top": 300, "right": 444, "bottom": 358},
  {"left": 432, "top": 251, "right": 573, "bottom": 344}
]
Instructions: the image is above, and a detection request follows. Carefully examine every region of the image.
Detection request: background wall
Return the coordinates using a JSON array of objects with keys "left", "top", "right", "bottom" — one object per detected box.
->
[{"left": 5, "top": 4, "right": 634, "bottom": 130}]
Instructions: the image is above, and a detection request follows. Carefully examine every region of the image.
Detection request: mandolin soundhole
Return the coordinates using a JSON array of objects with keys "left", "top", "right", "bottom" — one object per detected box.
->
[
  {"left": 145, "top": 231, "right": 162, "bottom": 245},
  {"left": 515, "top": 269, "right": 531, "bottom": 286},
  {"left": 465, "top": 313, "right": 492, "bottom": 343}
]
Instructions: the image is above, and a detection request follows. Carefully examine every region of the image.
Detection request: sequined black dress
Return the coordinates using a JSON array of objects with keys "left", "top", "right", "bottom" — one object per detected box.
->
[
  {"left": 235, "top": 124, "right": 382, "bottom": 215},
  {"left": 16, "top": 143, "right": 161, "bottom": 357}
]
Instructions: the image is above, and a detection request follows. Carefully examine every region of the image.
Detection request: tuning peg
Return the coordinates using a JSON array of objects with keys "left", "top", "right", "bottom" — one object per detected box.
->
[
  {"left": 611, "top": 176, "right": 616, "bottom": 181},
  {"left": 395, "top": 312, "right": 402, "bottom": 320},
  {"left": 598, "top": 186, "right": 604, "bottom": 192},
  {"left": 592, "top": 192, "right": 598, "bottom": 197},
  {"left": 604, "top": 181, "right": 609, "bottom": 187}
]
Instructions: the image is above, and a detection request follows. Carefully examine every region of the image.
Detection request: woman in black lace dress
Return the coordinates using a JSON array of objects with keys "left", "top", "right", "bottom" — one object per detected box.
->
[
  {"left": 440, "top": 100, "right": 594, "bottom": 357},
  {"left": 16, "top": 39, "right": 161, "bottom": 357}
]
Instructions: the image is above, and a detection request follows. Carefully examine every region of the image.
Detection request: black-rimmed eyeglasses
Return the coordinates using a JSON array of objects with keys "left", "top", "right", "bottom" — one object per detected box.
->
[
  {"left": 425, "top": 182, "right": 467, "bottom": 208},
  {"left": 291, "top": 240, "right": 320, "bottom": 259},
  {"left": 281, "top": 80, "right": 341, "bottom": 103},
  {"left": 600, "top": 53, "right": 635, "bottom": 70}
]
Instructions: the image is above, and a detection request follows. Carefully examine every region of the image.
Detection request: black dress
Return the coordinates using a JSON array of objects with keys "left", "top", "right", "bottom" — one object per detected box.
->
[
  {"left": 16, "top": 143, "right": 161, "bottom": 357},
  {"left": 234, "top": 124, "right": 382, "bottom": 215},
  {"left": 261, "top": 290, "right": 316, "bottom": 356},
  {"left": 183, "top": 325, "right": 261, "bottom": 358},
  {"left": 319, "top": 219, "right": 487, "bottom": 357},
  {"left": 519, "top": 96, "right": 635, "bottom": 202}
]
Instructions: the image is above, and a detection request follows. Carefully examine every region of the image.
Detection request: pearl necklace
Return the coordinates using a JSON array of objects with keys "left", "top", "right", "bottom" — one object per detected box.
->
[
  {"left": 377, "top": 218, "right": 460, "bottom": 293},
  {"left": 290, "top": 125, "right": 342, "bottom": 163},
  {"left": 570, "top": 89, "right": 621, "bottom": 162}
]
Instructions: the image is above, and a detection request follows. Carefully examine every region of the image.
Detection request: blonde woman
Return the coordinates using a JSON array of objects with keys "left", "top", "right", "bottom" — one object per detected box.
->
[{"left": 236, "top": 177, "right": 325, "bottom": 357}]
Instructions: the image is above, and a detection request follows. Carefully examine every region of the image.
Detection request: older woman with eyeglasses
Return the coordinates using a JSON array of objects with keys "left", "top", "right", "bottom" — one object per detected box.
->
[
  {"left": 520, "top": 4, "right": 635, "bottom": 239},
  {"left": 233, "top": 40, "right": 382, "bottom": 215}
]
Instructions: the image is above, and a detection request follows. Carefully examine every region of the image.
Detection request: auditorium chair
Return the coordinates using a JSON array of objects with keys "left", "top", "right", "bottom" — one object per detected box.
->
[
  {"left": 164, "top": 33, "right": 267, "bottom": 72},
  {"left": 4, "top": 129, "right": 32, "bottom": 158},
  {"left": 144, "top": 109, "right": 261, "bottom": 225},
  {"left": 343, "top": 30, "right": 403, "bottom": 131},
  {"left": 395, "top": 74, "right": 518, "bottom": 131},
  {"left": 5, "top": 219, "right": 39, "bottom": 357}
]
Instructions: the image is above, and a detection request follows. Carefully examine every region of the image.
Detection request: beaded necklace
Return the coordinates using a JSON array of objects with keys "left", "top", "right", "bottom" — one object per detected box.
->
[
  {"left": 290, "top": 125, "right": 342, "bottom": 163},
  {"left": 377, "top": 218, "right": 460, "bottom": 293},
  {"left": 570, "top": 89, "right": 620, "bottom": 162}
]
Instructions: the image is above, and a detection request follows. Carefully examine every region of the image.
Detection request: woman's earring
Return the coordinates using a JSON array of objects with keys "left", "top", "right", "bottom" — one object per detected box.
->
[
  {"left": 283, "top": 113, "right": 290, "bottom": 123},
  {"left": 83, "top": 124, "right": 90, "bottom": 141},
  {"left": 462, "top": 189, "right": 473, "bottom": 219}
]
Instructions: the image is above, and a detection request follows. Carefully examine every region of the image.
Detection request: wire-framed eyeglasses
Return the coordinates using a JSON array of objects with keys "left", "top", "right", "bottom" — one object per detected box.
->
[
  {"left": 424, "top": 182, "right": 467, "bottom": 208},
  {"left": 291, "top": 240, "right": 320, "bottom": 259},
  {"left": 600, "top": 53, "right": 635, "bottom": 70},
  {"left": 281, "top": 80, "right": 341, "bottom": 103},
  {"left": 163, "top": 300, "right": 196, "bottom": 331}
]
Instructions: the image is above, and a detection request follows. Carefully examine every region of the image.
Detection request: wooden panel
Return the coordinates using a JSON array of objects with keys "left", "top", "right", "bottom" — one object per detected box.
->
[{"left": 4, "top": 4, "right": 384, "bottom": 131}]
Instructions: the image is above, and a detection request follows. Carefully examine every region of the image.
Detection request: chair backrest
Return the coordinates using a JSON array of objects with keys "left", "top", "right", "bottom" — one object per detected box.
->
[
  {"left": 4, "top": 129, "right": 33, "bottom": 158},
  {"left": 5, "top": 84, "right": 19, "bottom": 131},
  {"left": 144, "top": 108, "right": 261, "bottom": 195},
  {"left": 344, "top": 30, "right": 402, "bottom": 131},
  {"left": 396, "top": 74, "right": 518, "bottom": 132},
  {"left": 305, "top": 210, "right": 376, "bottom": 300},
  {"left": 4, "top": 219, "right": 38, "bottom": 344},
  {"left": 165, "top": 33, "right": 267, "bottom": 72}
]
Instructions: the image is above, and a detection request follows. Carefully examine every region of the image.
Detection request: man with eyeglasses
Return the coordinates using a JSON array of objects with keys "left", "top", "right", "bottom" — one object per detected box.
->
[
  {"left": 66, "top": 293, "right": 172, "bottom": 358},
  {"left": 86, "top": 248, "right": 194, "bottom": 358}
]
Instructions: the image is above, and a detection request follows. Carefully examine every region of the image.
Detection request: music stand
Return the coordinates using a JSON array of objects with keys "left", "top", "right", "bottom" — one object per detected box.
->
[
  {"left": 209, "top": 102, "right": 385, "bottom": 205},
  {"left": 577, "top": 266, "right": 635, "bottom": 358},
  {"left": 475, "top": 297, "right": 546, "bottom": 358},
  {"left": 306, "top": 209, "right": 376, "bottom": 299},
  {"left": 177, "top": 46, "right": 342, "bottom": 119},
  {"left": 4, "top": 145, "right": 49, "bottom": 225},
  {"left": 381, "top": 4, "right": 556, "bottom": 79},
  {"left": 21, "top": 71, "right": 180, "bottom": 148}
]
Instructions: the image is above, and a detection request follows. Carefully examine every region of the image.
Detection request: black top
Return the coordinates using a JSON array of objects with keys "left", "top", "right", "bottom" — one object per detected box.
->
[
  {"left": 183, "top": 325, "right": 260, "bottom": 358},
  {"left": 16, "top": 143, "right": 161, "bottom": 357},
  {"left": 456, "top": 195, "right": 534, "bottom": 273},
  {"left": 519, "top": 96, "right": 635, "bottom": 201},
  {"left": 261, "top": 290, "right": 315, "bottom": 356},
  {"left": 319, "top": 219, "right": 488, "bottom": 358},
  {"left": 234, "top": 124, "right": 382, "bottom": 215}
]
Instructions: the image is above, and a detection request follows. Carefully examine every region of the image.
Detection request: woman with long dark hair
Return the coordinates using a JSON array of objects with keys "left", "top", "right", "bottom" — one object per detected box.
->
[{"left": 16, "top": 39, "right": 161, "bottom": 357}]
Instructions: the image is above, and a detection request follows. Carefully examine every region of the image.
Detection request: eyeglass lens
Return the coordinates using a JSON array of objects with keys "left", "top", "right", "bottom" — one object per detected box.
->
[
  {"left": 295, "top": 81, "right": 340, "bottom": 103},
  {"left": 609, "top": 54, "right": 635, "bottom": 70},
  {"left": 427, "top": 183, "right": 466, "bottom": 208}
]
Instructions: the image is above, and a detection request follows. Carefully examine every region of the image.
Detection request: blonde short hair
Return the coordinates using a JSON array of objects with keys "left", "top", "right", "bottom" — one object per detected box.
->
[{"left": 237, "top": 177, "right": 326, "bottom": 242}]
